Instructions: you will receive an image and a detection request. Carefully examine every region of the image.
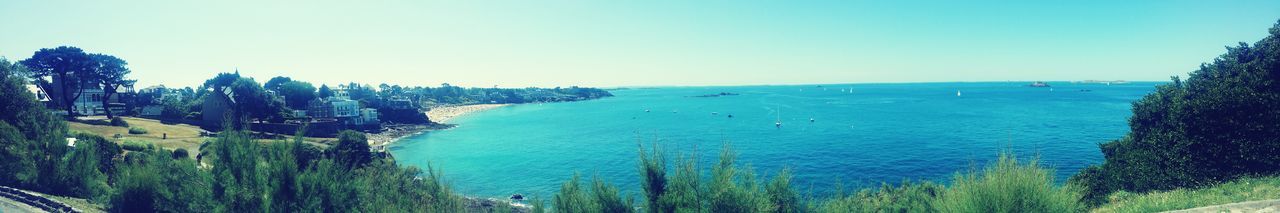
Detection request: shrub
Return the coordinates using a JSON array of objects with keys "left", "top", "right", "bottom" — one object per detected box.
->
[
  {"left": 329, "top": 130, "right": 371, "bottom": 168},
  {"left": 172, "top": 148, "right": 189, "bottom": 159},
  {"left": 933, "top": 153, "right": 1084, "bottom": 213},
  {"left": 110, "top": 117, "right": 129, "bottom": 127},
  {"left": 122, "top": 140, "right": 152, "bottom": 151},
  {"left": 128, "top": 127, "right": 148, "bottom": 134},
  {"left": 818, "top": 181, "right": 941, "bottom": 212},
  {"left": 1073, "top": 20, "right": 1280, "bottom": 203}
]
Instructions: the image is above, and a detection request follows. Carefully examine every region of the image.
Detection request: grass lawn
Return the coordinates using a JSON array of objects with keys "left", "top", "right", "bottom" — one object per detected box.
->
[
  {"left": 1092, "top": 176, "right": 1280, "bottom": 212},
  {"left": 68, "top": 117, "right": 207, "bottom": 154},
  {"left": 68, "top": 117, "right": 336, "bottom": 155}
]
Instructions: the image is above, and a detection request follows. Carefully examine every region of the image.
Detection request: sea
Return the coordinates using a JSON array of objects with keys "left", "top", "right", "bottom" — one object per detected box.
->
[{"left": 389, "top": 82, "right": 1160, "bottom": 199}]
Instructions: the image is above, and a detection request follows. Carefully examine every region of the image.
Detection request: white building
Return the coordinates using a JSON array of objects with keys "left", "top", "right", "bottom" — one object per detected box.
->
[
  {"left": 353, "top": 108, "right": 379, "bottom": 126},
  {"left": 331, "top": 98, "right": 359, "bottom": 118}
]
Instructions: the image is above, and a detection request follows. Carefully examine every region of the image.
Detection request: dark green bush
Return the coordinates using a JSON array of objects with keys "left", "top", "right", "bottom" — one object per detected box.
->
[
  {"left": 122, "top": 140, "right": 152, "bottom": 151},
  {"left": 1072, "top": 20, "right": 1280, "bottom": 204},
  {"left": 171, "top": 148, "right": 189, "bottom": 159},
  {"left": 110, "top": 117, "right": 128, "bottom": 127},
  {"left": 128, "top": 127, "right": 148, "bottom": 134}
]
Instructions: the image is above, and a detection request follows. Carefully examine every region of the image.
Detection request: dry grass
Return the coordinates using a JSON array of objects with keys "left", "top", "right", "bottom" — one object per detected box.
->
[
  {"left": 68, "top": 117, "right": 206, "bottom": 153},
  {"left": 69, "top": 117, "right": 337, "bottom": 154}
]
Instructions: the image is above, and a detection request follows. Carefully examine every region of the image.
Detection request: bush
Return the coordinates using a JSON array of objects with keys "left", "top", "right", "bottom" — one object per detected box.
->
[
  {"left": 128, "top": 127, "right": 148, "bottom": 134},
  {"left": 818, "top": 181, "right": 941, "bottom": 212},
  {"left": 171, "top": 148, "right": 189, "bottom": 159},
  {"left": 1073, "top": 20, "right": 1280, "bottom": 203},
  {"left": 110, "top": 117, "right": 129, "bottom": 127},
  {"left": 122, "top": 140, "right": 152, "bottom": 151},
  {"left": 933, "top": 153, "right": 1084, "bottom": 213}
]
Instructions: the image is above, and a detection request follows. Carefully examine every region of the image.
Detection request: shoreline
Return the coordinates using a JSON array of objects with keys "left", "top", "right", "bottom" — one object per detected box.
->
[
  {"left": 426, "top": 104, "right": 511, "bottom": 123},
  {"left": 367, "top": 104, "right": 511, "bottom": 146}
]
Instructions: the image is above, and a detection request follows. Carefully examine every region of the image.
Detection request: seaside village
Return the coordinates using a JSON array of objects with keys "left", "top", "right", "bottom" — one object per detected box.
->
[
  {"left": 19, "top": 62, "right": 609, "bottom": 153},
  {"left": 21, "top": 70, "right": 432, "bottom": 156}
]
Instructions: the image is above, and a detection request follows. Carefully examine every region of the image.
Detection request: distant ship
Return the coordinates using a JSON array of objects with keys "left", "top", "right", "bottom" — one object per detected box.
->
[{"left": 1028, "top": 81, "right": 1051, "bottom": 87}]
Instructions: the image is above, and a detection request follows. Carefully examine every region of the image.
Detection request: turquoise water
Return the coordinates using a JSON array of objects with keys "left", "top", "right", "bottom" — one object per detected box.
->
[{"left": 390, "top": 82, "right": 1159, "bottom": 199}]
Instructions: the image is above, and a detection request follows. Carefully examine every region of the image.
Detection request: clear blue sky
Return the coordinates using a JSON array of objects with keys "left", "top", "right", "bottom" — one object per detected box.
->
[{"left": 2, "top": 0, "right": 1278, "bottom": 88}]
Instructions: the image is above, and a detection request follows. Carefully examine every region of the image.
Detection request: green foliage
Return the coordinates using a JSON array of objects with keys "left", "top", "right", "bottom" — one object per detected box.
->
[
  {"left": 172, "top": 148, "right": 189, "bottom": 159},
  {"left": 20, "top": 46, "right": 95, "bottom": 117},
  {"left": 637, "top": 144, "right": 666, "bottom": 213},
  {"left": 0, "top": 58, "right": 114, "bottom": 200},
  {"left": 331, "top": 130, "right": 373, "bottom": 168},
  {"left": 263, "top": 76, "right": 293, "bottom": 92},
  {"left": 817, "top": 181, "right": 940, "bottom": 212},
  {"left": 127, "top": 127, "right": 148, "bottom": 134},
  {"left": 1072, "top": 20, "right": 1280, "bottom": 203},
  {"left": 122, "top": 140, "right": 153, "bottom": 151},
  {"left": 87, "top": 53, "right": 133, "bottom": 119},
  {"left": 1092, "top": 176, "right": 1280, "bottom": 213},
  {"left": 109, "top": 117, "right": 128, "bottom": 127},
  {"left": 318, "top": 84, "right": 333, "bottom": 99},
  {"left": 616, "top": 144, "right": 805, "bottom": 213},
  {"left": 278, "top": 80, "right": 317, "bottom": 109},
  {"left": 933, "top": 154, "right": 1083, "bottom": 213},
  {"left": 549, "top": 173, "right": 634, "bottom": 213},
  {"left": 109, "top": 148, "right": 215, "bottom": 212},
  {"left": 552, "top": 173, "right": 599, "bottom": 213}
]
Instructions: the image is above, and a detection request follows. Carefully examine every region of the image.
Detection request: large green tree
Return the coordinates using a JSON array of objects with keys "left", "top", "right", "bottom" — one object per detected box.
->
[
  {"left": 263, "top": 76, "right": 293, "bottom": 92},
  {"left": 88, "top": 54, "right": 134, "bottom": 119},
  {"left": 317, "top": 84, "right": 333, "bottom": 99},
  {"left": 1072, "top": 20, "right": 1280, "bottom": 205},
  {"left": 278, "top": 80, "right": 316, "bottom": 109},
  {"left": 20, "top": 46, "right": 95, "bottom": 118}
]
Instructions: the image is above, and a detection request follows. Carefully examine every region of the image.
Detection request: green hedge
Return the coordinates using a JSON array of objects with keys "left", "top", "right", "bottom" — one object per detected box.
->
[
  {"left": 127, "top": 127, "right": 148, "bottom": 134},
  {"left": 122, "top": 140, "right": 153, "bottom": 151}
]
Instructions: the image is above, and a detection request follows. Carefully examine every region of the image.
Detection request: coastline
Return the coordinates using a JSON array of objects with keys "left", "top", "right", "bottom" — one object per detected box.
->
[
  {"left": 426, "top": 104, "right": 511, "bottom": 123},
  {"left": 367, "top": 104, "right": 511, "bottom": 146}
]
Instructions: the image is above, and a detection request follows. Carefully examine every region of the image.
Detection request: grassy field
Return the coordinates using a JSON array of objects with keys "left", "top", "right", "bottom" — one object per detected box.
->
[
  {"left": 67, "top": 117, "right": 336, "bottom": 157},
  {"left": 68, "top": 117, "right": 207, "bottom": 154},
  {"left": 1092, "top": 176, "right": 1280, "bottom": 212}
]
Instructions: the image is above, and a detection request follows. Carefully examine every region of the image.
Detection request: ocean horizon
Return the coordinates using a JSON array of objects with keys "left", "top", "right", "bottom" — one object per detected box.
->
[{"left": 390, "top": 81, "right": 1162, "bottom": 199}]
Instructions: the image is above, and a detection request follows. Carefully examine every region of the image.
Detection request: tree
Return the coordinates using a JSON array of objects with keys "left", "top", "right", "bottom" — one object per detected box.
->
[
  {"left": 329, "top": 131, "right": 371, "bottom": 168},
  {"left": 228, "top": 77, "right": 283, "bottom": 123},
  {"left": 1072, "top": 20, "right": 1280, "bottom": 205},
  {"left": 317, "top": 84, "right": 333, "bottom": 99},
  {"left": 277, "top": 80, "right": 316, "bottom": 109},
  {"left": 88, "top": 54, "right": 134, "bottom": 119},
  {"left": 20, "top": 46, "right": 95, "bottom": 118},
  {"left": 263, "top": 76, "right": 293, "bottom": 92}
]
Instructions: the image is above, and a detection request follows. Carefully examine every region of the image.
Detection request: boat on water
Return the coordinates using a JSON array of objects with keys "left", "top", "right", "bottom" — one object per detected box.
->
[
  {"left": 956, "top": 90, "right": 962, "bottom": 97},
  {"left": 810, "top": 118, "right": 815, "bottom": 123},
  {"left": 775, "top": 108, "right": 782, "bottom": 128}
]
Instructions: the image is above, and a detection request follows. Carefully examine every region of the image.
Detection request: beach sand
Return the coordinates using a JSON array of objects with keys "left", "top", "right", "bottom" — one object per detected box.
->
[
  {"left": 367, "top": 104, "right": 511, "bottom": 147},
  {"left": 426, "top": 104, "right": 511, "bottom": 123}
]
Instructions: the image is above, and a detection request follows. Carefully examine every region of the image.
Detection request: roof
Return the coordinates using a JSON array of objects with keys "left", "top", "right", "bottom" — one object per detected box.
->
[{"left": 25, "top": 85, "right": 50, "bottom": 102}]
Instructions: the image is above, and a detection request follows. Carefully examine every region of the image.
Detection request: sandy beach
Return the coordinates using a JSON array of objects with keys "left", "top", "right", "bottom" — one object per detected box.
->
[
  {"left": 426, "top": 104, "right": 511, "bottom": 123},
  {"left": 367, "top": 104, "right": 511, "bottom": 146}
]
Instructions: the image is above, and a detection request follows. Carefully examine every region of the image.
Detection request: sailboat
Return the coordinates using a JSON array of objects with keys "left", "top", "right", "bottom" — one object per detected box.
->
[
  {"left": 956, "top": 90, "right": 962, "bottom": 97},
  {"left": 775, "top": 108, "right": 782, "bottom": 128}
]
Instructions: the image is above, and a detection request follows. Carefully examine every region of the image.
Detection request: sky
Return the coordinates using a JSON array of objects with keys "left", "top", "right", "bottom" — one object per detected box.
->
[{"left": 2, "top": 0, "right": 1279, "bottom": 88}]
